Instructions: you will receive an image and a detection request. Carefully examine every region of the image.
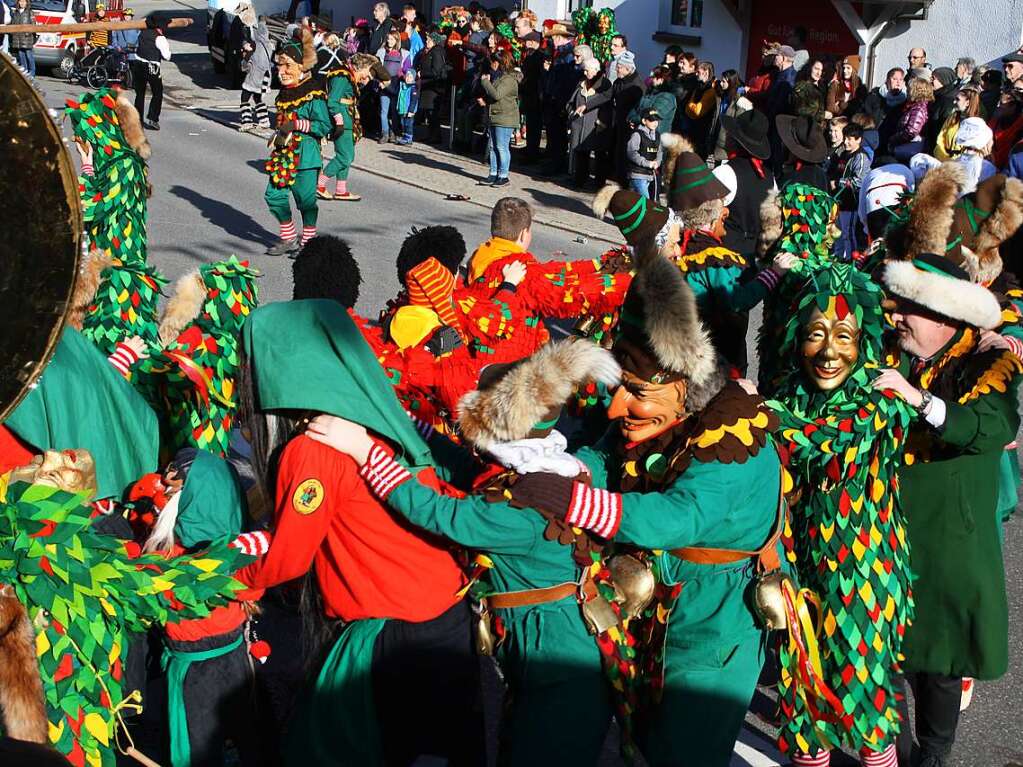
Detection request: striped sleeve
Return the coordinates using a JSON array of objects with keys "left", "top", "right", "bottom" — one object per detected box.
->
[
  {"left": 107, "top": 342, "right": 141, "bottom": 379},
  {"left": 294, "top": 118, "right": 311, "bottom": 133},
  {"left": 358, "top": 443, "right": 413, "bottom": 499},
  {"left": 81, "top": 163, "right": 95, "bottom": 177},
  {"left": 755, "top": 268, "right": 781, "bottom": 291},
  {"left": 230, "top": 531, "right": 273, "bottom": 556},
  {"left": 565, "top": 483, "right": 621, "bottom": 539},
  {"left": 1004, "top": 335, "right": 1023, "bottom": 360}
]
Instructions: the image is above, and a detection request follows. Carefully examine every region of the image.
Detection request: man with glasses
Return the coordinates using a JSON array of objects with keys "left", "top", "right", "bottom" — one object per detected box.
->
[
  {"left": 908, "top": 47, "right": 928, "bottom": 70},
  {"left": 607, "top": 33, "right": 628, "bottom": 82},
  {"left": 1002, "top": 52, "right": 1023, "bottom": 85}
]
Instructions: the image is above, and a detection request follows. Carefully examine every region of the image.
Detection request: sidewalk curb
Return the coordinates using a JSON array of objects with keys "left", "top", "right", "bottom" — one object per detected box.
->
[{"left": 170, "top": 95, "right": 618, "bottom": 246}]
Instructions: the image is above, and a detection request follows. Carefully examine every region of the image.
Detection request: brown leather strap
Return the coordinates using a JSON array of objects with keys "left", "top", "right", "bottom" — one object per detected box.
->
[
  {"left": 670, "top": 465, "right": 787, "bottom": 570},
  {"left": 486, "top": 578, "right": 598, "bottom": 609}
]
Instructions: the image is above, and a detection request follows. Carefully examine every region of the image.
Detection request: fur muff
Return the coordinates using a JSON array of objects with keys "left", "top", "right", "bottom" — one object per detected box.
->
[
  {"left": 660, "top": 133, "right": 693, "bottom": 194},
  {"left": 963, "top": 176, "right": 1023, "bottom": 283},
  {"left": 592, "top": 183, "right": 620, "bottom": 219},
  {"left": 902, "top": 161, "right": 965, "bottom": 259},
  {"left": 757, "top": 190, "right": 783, "bottom": 258},
  {"left": 632, "top": 239, "right": 717, "bottom": 385},
  {"left": 159, "top": 271, "right": 205, "bottom": 345},
  {"left": 882, "top": 260, "right": 1002, "bottom": 329},
  {"left": 67, "top": 250, "right": 112, "bottom": 330},
  {"left": 113, "top": 93, "right": 151, "bottom": 161},
  {"left": 457, "top": 339, "right": 621, "bottom": 450},
  {"left": 0, "top": 589, "right": 48, "bottom": 744}
]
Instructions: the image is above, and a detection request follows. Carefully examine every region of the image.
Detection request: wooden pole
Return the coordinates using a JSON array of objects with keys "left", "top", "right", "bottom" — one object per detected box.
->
[{"left": 0, "top": 17, "right": 192, "bottom": 34}]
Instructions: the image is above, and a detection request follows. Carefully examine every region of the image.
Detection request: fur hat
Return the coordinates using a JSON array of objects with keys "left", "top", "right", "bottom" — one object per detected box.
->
[
  {"left": 613, "top": 239, "right": 717, "bottom": 386},
  {"left": 889, "top": 162, "right": 1023, "bottom": 283},
  {"left": 882, "top": 253, "right": 1002, "bottom": 329},
  {"left": 670, "top": 151, "right": 730, "bottom": 212},
  {"left": 593, "top": 183, "right": 672, "bottom": 245},
  {"left": 457, "top": 339, "right": 621, "bottom": 449}
]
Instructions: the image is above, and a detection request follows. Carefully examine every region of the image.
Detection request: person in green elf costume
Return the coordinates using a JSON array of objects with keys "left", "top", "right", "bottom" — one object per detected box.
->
[
  {"left": 316, "top": 53, "right": 378, "bottom": 202},
  {"left": 310, "top": 239, "right": 785, "bottom": 767},
  {"left": 768, "top": 263, "right": 915, "bottom": 767},
  {"left": 79, "top": 256, "right": 167, "bottom": 360},
  {"left": 65, "top": 89, "right": 152, "bottom": 267},
  {"left": 305, "top": 337, "right": 626, "bottom": 766},
  {"left": 234, "top": 299, "right": 484, "bottom": 767},
  {"left": 873, "top": 254, "right": 1020, "bottom": 767},
  {"left": 594, "top": 173, "right": 797, "bottom": 373},
  {"left": 264, "top": 28, "right": 331, "bottom": 257}
]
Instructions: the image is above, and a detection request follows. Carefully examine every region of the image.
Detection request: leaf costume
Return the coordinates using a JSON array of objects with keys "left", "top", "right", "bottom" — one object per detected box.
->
[
  {"left": 65, "top": 90, "right": 150, "bottom": 268},
  {"left": 81, "top": 260, "right": 167, "bottom": 359},
  {"left": 769, "top": 264, "right": 915, "bottom": 756},
  {"left": 146, "top": 257, "right": 260, "bottom": 456},
  {"left": 571, "top": 7, "right": 617, "bottom": 63},
  {"left": 0, "top": 480, "right": 250, "bottom": 767}
]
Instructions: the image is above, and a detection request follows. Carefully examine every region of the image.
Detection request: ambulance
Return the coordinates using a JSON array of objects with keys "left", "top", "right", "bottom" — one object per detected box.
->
[{"left": 31, "top": 0, "right": 125, "bottom": 75}]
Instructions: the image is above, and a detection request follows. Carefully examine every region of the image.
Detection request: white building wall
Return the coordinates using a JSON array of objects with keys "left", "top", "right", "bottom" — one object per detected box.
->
[{"left": 872, "top": 0, "right": 1023, "bottom": 82}]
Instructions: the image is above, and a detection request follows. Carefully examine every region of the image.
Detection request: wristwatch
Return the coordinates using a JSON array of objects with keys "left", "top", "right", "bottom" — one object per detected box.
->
[{"left": 915, "top": 389, "right": 933, "bottom": 415}]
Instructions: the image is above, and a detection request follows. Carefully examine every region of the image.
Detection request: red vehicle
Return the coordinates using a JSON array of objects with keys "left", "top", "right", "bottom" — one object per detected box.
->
[{"left": 31, "top": 0, "right": 125, "bottom": 76}]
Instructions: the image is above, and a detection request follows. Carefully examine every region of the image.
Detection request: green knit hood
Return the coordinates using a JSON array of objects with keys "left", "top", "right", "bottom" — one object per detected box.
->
[{"left": 242, "top": 300, "right": 433, "bottom": 467}]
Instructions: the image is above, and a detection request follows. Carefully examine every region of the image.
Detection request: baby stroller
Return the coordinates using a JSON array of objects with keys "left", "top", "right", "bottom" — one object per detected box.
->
[{"left": 67, "top": 46, "right": 133, "bottom": 89}]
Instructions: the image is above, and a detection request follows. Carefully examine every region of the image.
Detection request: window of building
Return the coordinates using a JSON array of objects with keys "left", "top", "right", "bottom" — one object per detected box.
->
[
  {"left": 670, "top": 0, "right": 703, "bottom": 28},
  {"left": 567, "top": 0, "right": 593, "bottom": 12}
]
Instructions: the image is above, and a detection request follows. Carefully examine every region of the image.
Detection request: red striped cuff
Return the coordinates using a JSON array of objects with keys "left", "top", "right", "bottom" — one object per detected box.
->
[
  {"left": 230, "top": 531, "right": 272, "bottom": 556},
  {"left": 294, "top": 118, "right": 311, "bottom": 133},
  {"left": 756, "top": 268, "right": 781, "bottom": 291},
  {"left": 565, "top": 484, "right": 621, "bottom": 539},
  {"left": 108, "top": 342, "right": 141, "bottom": 378},
  {"left": 333, "top": 113, "right": 344, "bottom": 125},
  {"left": 81, "top": 163, "right": 94, "bottom": 176},
  {"left": 1004, "top": 335, "right": 1023, "bottom": 359},
  {"left": 359, "top": 443, "right": 412, "bottom": 499}
]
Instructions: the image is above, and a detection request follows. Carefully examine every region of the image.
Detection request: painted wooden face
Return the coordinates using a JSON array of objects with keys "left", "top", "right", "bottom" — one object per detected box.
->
[
  {"left": 607, "top": 369, "right": 687, "bottom": 444},
  {"left": 277, "top": 55, "right": 304, "bottom": 87},
  {"left": 800, "top": 304, "right": 860, "bottom": 391},
  {"left": 597, "top": 14, "right": 611, "bottom": 34}
]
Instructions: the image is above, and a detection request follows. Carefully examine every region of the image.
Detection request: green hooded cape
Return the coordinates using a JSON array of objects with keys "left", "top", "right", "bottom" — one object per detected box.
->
[
  {"left": 174, "top": 448, "right": 245, "bottom": 547},
  {"left": 242, "top": 299, "right": 434, "bottom": 469},
  {"left": 5, "top": 328, "right": 159, "bottom": 499}
]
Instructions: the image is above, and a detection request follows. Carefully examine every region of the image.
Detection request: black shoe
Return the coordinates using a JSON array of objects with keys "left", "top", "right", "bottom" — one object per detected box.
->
[
  {"left": 144, "top": 119, "right": 160, "bottom": 131},
  {"left": 492, "top": 177, "right": 510, "bottom": 187},
  {"left": 478, "top": 175, "right": 498, "bottom": 185}
]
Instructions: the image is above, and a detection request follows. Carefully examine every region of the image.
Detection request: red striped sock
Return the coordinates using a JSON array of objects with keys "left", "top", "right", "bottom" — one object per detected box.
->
[
  {"left": 279, "top": 220, "right": 296, "bottom": 241},
  {"left": 792, "top": 751, "right": 831, "bottom": 767},
  {"left": 860, "top": 744, "right": 896, "bottom": 767},
  {"left": 335, "top": 179, "right": 348, "bottom": 196},
  {"left": 301, "top": 226, "right": 316, "bottom": 245},
  {"left": 317, "top": 174, "right": 330, "bottom": 190}
]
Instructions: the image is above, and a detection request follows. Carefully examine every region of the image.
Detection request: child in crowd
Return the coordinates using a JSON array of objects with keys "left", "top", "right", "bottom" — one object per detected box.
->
[
  {"left": 397, "top": 68, "right": 420, "bottom": 145},
  {"left": 833, "top": 122, "right": 870, "bottom": 259},
  {"left": 626, "top": 108, "right": 663, "bottom": 199},
  {"left": 825, "top": 115, "right": 849, "bottom": 177},
  {"left": 239, "top": 18, "right": 274, "bottom": 132},
  {"left": 850, "top": 111, "right": 879, "bottom": 161}
]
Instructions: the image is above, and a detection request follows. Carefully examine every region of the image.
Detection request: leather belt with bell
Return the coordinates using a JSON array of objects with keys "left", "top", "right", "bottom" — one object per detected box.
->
[{"left": 486, "top": 577, "right": 597, "bottom": 609}]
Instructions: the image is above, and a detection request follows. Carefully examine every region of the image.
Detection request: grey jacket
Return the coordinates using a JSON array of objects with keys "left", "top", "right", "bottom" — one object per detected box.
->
[
  {"left": 626, "top": 124, "right": 662, "bottom": 179},
  {"left": 242, "top": 22, "right": 272, "bottom": 93}
]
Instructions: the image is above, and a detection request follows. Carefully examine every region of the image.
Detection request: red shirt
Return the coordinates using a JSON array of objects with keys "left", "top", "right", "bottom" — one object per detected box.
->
[{"left": 236, "top": 435, "right": 465, "bottom": 623}]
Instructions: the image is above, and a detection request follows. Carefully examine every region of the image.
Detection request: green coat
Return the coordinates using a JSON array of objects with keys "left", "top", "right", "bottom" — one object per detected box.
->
[
  {"left": 326, "top": 74, "right": 356, "bottom": 131},
  {"left": 574, "top": 431, "right": 780, "bottom": 766},
  {"left": 274, "top": 82, "right": 332, "bottom": 171},
  {"left": 480, "top": 70, "right": 523, "bottom": 128},
  {"left": 897, "top": 339, "right": 1021, "bottom": 679},
  {"left": 383, "top": 469, "right": 612, "bottom": 766}
]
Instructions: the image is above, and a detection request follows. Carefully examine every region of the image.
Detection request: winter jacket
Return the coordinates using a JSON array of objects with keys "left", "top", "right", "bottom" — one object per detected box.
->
[
  {"left": 242, "top": 22, "right": 272, "bottom": 93},
  {"left": 835, "top": 148, "right": 870, "bottom": 210},
  {"left": 611, "top": 70, "right": 645, "bottom": 133},
  {"left": 626, "top": 124, "right": 662, "bottom": 178},
  {"left": 368, "top": 17, "right": 394, "bottom": 58},
  {"left": 415, "top": 44, "right": 450, "bottom": 111},
  {"left": 377, "top": 46, "right": 411, "bottom": 94},
  {"left": 684, "top": 83, "right": 720, "bottom": 156},
  {"left": 480, "top": 70, "right": 522, "bottom": 128},
  {"left": 825, "top": 75, "right": 866, "bottom": 118},
  {"left": 519, "top": 47, "right": 545, "bottom": 112},
  {"left": 542, "top": 42, "right": 579, "bottom": 112},
  {"left": 9, "top": 6, "right": 35, "bottom": 51},
  {"left": 712, "top": 95, "right": 753, "bottom": 162},
  {"left": 569, "top": 73, "right": 613, "bottom": 153},
  {"left": 933, "top": 114, "right": 962, "bottom": 161},
  {"left": 863, "top": 84, "right": 907, "bottom": 127},
  {"left": 765, "top": 65, "right": 796, "bottom": 119},
  {"left": 890, "top": 100, "right": 930, "bottom": 147},
  {"left": 629, "top": 84, "right": 676, "bottom": 138}
]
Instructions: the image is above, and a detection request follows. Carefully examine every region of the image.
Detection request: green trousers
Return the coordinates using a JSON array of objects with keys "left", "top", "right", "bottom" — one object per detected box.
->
[
  {"left": 497, "top": 605, "right": 613, "bottom": 766},
  {"left": 264, "top": 168, "right": 318, "bottom": 227},
  {"left": 323, "top": 131, "right": 355, "bottom": 181},
  {"left": 639, "top": 633, "right": 766, "bottom": 767}
]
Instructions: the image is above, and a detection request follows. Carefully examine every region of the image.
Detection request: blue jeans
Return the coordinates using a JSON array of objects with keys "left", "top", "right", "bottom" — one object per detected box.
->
[
  {"left": 488, "top": 125, "right": 513, "bottom": 178},
  {"left": 400, "top": 114, "right": 415, "bottom": 142},
  {"left": 379, "top": 92, "right": 393, "bottom": 137},
  {"left": 629, "top": 176, "right": 653, "bottom": 198},
  {"left": 15, "top": 49, "right": 35, "bottom": 77}
]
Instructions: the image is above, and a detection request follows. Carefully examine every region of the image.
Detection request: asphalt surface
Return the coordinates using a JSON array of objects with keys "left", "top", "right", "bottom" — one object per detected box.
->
[{"left": 21, "top": 17, "right": 1023, "bottom": 764}]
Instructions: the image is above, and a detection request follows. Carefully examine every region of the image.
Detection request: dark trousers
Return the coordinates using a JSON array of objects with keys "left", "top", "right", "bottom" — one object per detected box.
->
[
  {"left": 524, "top": 107, "right": 542, "bottom": 158},
  {"left": 896, "top": 672, "right": 963, "bottom": 765},
  {"left": 543, "top": 111, "right": 568, "bottom": 170},
  {"left": 372, "top": 600, "right": 485, "bottom": 766},
  {"left": 132, "top": 61, "right": 163, "bottom": 122}
]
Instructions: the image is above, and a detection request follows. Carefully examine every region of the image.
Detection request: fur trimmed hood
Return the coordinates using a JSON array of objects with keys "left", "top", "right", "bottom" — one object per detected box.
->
[
  {"left": 113, "top": 92, "right": 151, "bottom": 161},
  {"left": 67, "top": 250, "right": 113, "bottom": 330},
  {"left": 158, "top": 270, "right": 205, "bottom": 344},
  {"left": 457, "top": 339, "right": 621, "bottom": 450},
  {"left": 882, "top": 259, "right": 1002, "bottom": 329}
]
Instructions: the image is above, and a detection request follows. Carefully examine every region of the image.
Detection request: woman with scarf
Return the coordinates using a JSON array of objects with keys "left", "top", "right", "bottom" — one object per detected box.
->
[
  {"left": 826, "top": 55, "right": 866, "bottom": 119},
  {"left": 770, "top": 263, "right": 914, "bottom": 767}
]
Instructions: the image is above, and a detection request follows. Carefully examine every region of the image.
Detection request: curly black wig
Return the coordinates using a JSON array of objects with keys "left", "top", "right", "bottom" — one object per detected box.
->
[
  {"left": 291, "top": 235, "right": 362, "bottom": 308},
  {"left": 395, "top": 225, "right": 467, "bottom": 285}
]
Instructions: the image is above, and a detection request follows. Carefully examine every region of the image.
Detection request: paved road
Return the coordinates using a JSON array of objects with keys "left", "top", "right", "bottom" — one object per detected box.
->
[{"left": 21, "top": 15, "right": 1023, "bottom": 764}]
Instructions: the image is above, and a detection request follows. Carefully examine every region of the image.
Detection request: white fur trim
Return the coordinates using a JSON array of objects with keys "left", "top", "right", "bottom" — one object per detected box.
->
[{"left": 882, "top": 260, "right": 1002, "bottom": 329}]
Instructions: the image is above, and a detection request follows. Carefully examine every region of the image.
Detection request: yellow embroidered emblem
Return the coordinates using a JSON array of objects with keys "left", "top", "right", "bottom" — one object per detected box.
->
[{"left": 293, "top": 479, "right": 325, "bottom": 515}]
